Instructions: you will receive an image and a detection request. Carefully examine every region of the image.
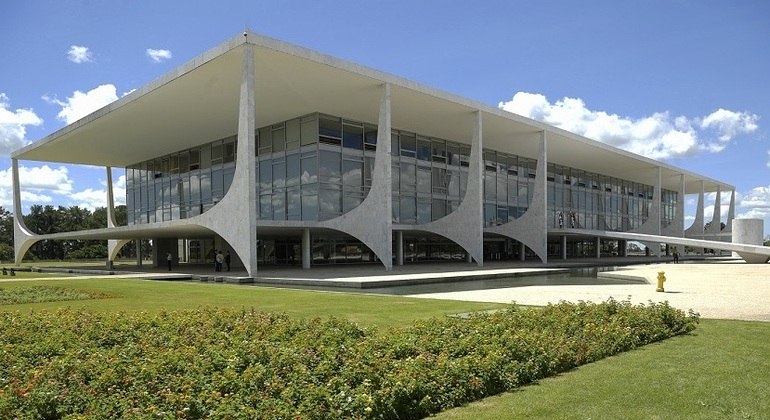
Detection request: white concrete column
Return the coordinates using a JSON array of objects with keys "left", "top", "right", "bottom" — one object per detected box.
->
[
  {"left": 519, "top": 242, "right": 526, "bottom": 261},
  {"left": 561, "top": 235, "right": 567, "bottom": 260},
  {"left": 725, "top": 190, "right": 736, "bottom": 235},
  {"left": 707, "top": 186, "right": 722, "bottom": 237},
  {"left": 396, "top": 230, "right": 404, "bottom": 266},
  {"left": 685, "top": 180, "right": 705, "bottom": 238},
  {"left": 595, "top": 236, "right": 601, "bottom": 259},
  {"left": 317, "top": 82, "right": 393, "bottom": 270},
  {"left": 136, "top": 240, "right": 143, "bottom": 267},
  {"left": 12, "top": 159, "right": 36, "bottom": 265},
  {"left": 302, "top": 228, "right": 311, "bottom": 269},
  {"left": 196, "top": 42, "right": 259, "bottom": 276},
  {"left": 106, "top": 167, "right": 130, "bottom": 268}
]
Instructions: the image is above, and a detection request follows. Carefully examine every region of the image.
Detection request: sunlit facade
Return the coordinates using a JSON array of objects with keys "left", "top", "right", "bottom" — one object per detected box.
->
[{"left": 12, "top": 32, "right": 743, "bottom": 275}]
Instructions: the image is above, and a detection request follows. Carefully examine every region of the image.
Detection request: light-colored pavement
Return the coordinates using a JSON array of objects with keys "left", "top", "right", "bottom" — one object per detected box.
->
[
  {"left": 5, "top": 259, "right": 768, "bottom": 322},
  {"left": 406, "top": 261, "right": 770, "bottom": 322}
]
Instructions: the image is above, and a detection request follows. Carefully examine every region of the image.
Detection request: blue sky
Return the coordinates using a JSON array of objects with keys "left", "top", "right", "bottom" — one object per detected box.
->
[{"left": 1, "top": 1, "right": 768, "bottom": 234}]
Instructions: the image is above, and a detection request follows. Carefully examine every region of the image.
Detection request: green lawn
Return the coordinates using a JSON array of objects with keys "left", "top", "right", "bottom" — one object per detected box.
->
[
  {"left": 435, "top": 318, "right": 770, "bottom": 419},
  {"left": 0, "top": 277, "right": 507, "bottom": 328},
  {"left": 3, "top": 275, "right": 768, "bottom": 419}
]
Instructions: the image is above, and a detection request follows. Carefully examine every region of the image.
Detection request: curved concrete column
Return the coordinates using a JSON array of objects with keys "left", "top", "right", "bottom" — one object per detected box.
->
[
  {"left": 724, "top": 190, "right": 735, "bottom": 234},
  {"left": 407, "top": 110, "right": 484, "bottom": 265},
  {"left": 318, "top": 83, "right": 394, "bottom": 269},
  {"left": 706, "top": 187, "right": 722, "bottom": 238},
  {"left": 732, "top": 219, "right": 769, "bottom": 263},
  {"left": 486, "top": 130, "right": 548, "bottom": 263},
  {"left": 12, "top": 159, "right": 38, "bottom": 265},
  {"left": 194, "top": 42, "right": 258, "bottom": 275},
  {"left": 108, "top": 239, "right": 132, "bottom": 262},
  {"left": 105, "top": 167, "right": 128, "bottom": 267},
  {"left": 685, "top": 180, "right": 705, "bottom": 238}
]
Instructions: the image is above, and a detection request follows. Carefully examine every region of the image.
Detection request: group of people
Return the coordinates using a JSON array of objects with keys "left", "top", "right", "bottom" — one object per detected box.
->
[{"left": 214, "top": 249, "right": 231, "bottom": 272}]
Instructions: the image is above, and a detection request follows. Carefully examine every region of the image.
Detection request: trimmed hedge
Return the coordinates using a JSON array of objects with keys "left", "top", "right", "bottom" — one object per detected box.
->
[
  {"left": 0, "top": 299, "right": 697, "bottom": 419},
  {"left": 0, "top": 286, "right": 112, "bottom": 305}
]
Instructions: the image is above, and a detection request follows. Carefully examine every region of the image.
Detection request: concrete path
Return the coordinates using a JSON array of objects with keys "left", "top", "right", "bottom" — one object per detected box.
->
[{"left": 406, "top": 261, "right": 770, "bottom": 322}]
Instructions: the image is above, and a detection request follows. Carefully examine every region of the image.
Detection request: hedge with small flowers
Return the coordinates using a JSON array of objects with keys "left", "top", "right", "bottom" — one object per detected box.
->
[{"left": 0, "top": 298, "right": 697, "bottom": 419}]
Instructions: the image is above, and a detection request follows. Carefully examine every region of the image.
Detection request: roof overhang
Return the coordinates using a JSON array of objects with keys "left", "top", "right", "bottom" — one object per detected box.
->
[{"left": 13, "top": 32, "right": 732, "bottom": 194}]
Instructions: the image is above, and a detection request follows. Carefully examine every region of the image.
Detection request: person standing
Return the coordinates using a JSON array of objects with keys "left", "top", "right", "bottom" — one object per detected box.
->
[
  {"left": 215, "top": 250, "right": 224, "bottom": 272},
  {"left": 166, "top": 252, "right": 172, "bottom": 271}
]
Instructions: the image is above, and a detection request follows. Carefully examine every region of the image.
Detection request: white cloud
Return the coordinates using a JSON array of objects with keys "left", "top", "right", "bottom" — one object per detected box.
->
[
  {"left": 0, "top": 93, "right": 43, "bottom": 156},
  {"left": 0, "top": 165, "right": 126, "bottom": 212},
  {"left": 67, "top": 45, "right": 93, "bottom": 63},
  {"left": 43, "top": 84, "right": 119, "bottom": 125},
  {"left": 69, "top": 188, "right": 107, "bottom": 210},
  {"left": 499, "top": 92, "right": 759, "bottom": 160},
  {"left": 0, "top": 164, "right": 74, "bottom": 209},
  {"left": 146, "top": 48, "right": 172, "bottom": 63}
]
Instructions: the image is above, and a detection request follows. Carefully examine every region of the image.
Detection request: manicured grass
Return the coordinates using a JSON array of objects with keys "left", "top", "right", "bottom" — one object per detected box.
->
[
  {"left": 0, "top": 277, "right": 507, "bottom": 328},
  {"left": 435, "top": 318, "right": 770, "bottom": 419},
  {"left": 4, "top": 275, "right": 767, "bottom": 418}
]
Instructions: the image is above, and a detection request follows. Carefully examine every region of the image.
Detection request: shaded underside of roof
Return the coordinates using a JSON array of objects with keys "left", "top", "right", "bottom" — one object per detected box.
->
[{"left": 13, "top": 32, "right": 731, "bottom": 194}]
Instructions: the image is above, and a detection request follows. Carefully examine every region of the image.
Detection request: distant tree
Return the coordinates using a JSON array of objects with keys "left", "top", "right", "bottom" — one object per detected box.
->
[
  {"left": 0, "top": 206, "right": 13, "bottom": 246},
  {"left": 0, "top": 243, "right": 13, "bottom": 262}
]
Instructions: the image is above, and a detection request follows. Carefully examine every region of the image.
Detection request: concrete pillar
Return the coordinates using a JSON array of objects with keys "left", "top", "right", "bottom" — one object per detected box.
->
[
  {"left": 520, "top": 242, "right": 526, "bottom": 261},
  {"left": 561, "top": 235, "right": 567, "bottom": 260},
  {"left": 152, "top": 238, "right": 178, "bottom": 269},
  {"left": 302, "top": 228, "right": 311, "bottom": 269},
  {"left": 136, "top": 240, "right": 143, "bottom": 267},
  {"left": 725, "top": 190, "right": 736, "bottom": 234},
  {"left": 396, "top": 231, "right": 404, "bottom": 266},
  {"left": 595, "top": 236, "right": 601, "bottom": 259},
  {"left": 707, "top": 186, "right": 722, "bottom": 237}
]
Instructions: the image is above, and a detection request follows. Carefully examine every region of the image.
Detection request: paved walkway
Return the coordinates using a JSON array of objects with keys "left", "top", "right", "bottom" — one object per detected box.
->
[{"left": 406, "top": 261, "right": 770, "bottom": 322}]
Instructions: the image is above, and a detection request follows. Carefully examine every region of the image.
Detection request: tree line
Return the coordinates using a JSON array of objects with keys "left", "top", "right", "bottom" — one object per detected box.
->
[{"left": 0, "top": 205, "right": 150, "bottom": 263}]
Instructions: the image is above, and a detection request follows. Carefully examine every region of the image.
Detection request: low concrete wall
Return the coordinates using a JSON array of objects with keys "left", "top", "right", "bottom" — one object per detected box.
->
[{"left": 732, "top": 219, "right": 768, "bottom": 263}]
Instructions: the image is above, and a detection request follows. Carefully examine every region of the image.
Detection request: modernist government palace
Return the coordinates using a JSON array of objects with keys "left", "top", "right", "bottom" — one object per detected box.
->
[{"left": 10, "top": 33, "right": 770, "bottom": 276}]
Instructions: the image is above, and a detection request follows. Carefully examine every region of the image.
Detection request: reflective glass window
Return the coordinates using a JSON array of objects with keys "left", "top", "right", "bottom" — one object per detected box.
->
[
  {"left": 301, "top": 115, "right": 318, "bottom": 145},
  {"left": 417, "top": 198, "right": 431, "bottom": 224},
  {"left": 286, "top": 153, "right": 300, "bottom": 187},
  {"left": 400, "top": 195, "right": 416, "bottom": 224},
  {"left": 343, "top": 159, "right": 363, "bottom": 188},
  {"left": 259, "top": 160, "right": 272, "bottom": 191},
  {"left": 400, "top": 133, "right": 416, "bottom": 157},
  {"left": 417, "top": 166, "right": 431, "bottom": 194},
  {"left": 319, "top": 150, "right": 341, "bottom": 184},
  {"left": 343, "top": 122, "right": 363, "bottom": 150},
  {"left": 300, "top": 155, "right": 317, "bottom": 185}
]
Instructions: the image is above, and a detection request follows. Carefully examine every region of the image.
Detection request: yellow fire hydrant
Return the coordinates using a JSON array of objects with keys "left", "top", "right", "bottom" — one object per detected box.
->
[{"left": 656, "top": 271, "right": 666, "bottom": 292}]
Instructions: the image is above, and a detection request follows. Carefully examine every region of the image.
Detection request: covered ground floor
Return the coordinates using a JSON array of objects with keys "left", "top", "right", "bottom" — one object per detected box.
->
[{"left": 136, "top": 228, "right": 730, "bottom": 273}]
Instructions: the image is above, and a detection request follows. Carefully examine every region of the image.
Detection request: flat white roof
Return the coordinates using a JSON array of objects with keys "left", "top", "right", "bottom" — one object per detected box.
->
[{"left": 13, "top": 32, "right": 731, "bottom": 193}]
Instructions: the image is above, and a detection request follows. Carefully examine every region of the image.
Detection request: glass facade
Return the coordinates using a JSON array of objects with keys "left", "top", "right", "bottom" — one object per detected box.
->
[
  {"left": 125, "top": 136, "right": 236, "bottom": 225},
  {"left": 125, "top": 111, "right": 677, "bottom": 233}
]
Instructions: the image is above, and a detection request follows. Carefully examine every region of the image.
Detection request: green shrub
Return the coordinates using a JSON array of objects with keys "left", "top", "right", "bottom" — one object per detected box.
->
[
  {"left": 0, "top": 300, "right": 697, "bottom": 419},
  {"left": 0, "top": 286, "right": 113, "bottom": 305}
]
